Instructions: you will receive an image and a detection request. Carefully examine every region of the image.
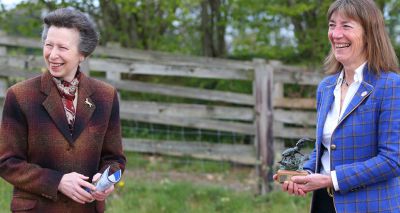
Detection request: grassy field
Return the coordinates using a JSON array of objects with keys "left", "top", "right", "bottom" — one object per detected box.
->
[
  {"left": 0, "top": 152, "right": 311, "bottom": 213},
  {"left": 0, "top": 178, "right": 12, "bottom": 211},
  {"left": 0, "top": 178, "right": 311, "bottom": 213}
]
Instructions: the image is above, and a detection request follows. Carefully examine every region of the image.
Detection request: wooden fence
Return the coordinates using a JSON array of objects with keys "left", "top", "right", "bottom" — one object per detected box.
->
[{"left": 0, "top": 34, "right": 325, "bottom": 194}]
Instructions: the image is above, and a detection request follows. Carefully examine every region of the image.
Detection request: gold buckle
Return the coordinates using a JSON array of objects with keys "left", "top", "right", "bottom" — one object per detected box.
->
[{"left": 326, "top": 187, "right": 334, "bottom": 197}]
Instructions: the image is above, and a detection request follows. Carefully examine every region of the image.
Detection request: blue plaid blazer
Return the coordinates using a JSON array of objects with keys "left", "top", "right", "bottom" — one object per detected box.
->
[{"left": 303, "top": 66, "right": 400, "bottom": 213}]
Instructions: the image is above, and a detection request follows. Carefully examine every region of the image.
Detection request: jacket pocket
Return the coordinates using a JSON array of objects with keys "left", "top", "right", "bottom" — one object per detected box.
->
[{"left": 11, "top": 197, "right": 37, "bottom": 211}]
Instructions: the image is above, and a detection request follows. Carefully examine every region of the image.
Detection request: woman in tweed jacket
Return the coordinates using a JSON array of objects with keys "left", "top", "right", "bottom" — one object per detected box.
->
[
  {"left": 0, "top": 8, "right": 126, "bottom": 212},
  {"left": 275, "top": 0, "right": 400, "bottom": 212}
]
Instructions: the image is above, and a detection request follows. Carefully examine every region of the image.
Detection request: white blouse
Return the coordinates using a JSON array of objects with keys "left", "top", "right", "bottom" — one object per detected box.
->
[{"left": 320, "top": 62, "right": 366, "bottom": 190}]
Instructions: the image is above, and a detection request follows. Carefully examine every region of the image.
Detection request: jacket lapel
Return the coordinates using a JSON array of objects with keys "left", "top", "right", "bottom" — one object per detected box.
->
[
  {"left": 41, "top": 72, "right": 74, "bottom": 143},
  {"left": 41, "top": 71, "right": 96, "bottom": 144},
  {"left": 72, "top": 73, "right": 95, "bottom": 141},
  {"left": 338, "top": 66, "right": 375, "bottom": 124}
]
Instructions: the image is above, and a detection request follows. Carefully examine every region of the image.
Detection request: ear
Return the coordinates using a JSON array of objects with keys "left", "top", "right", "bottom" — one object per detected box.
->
[{"left": 79, "top": 56, "right": 85, "bottom": 63}]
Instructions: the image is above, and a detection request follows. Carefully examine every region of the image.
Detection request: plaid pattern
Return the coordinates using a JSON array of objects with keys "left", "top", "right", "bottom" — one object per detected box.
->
[
  {"left": 0, "top": 71, "right": 126, "bottom": 213},
  {"left": 303, "top": 66, "right": 400, "bottom": 213}
]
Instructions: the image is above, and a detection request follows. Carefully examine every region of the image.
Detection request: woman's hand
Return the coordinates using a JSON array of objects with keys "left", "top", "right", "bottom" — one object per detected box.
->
[
  {"left": 291, "top": 174, "right": 333, "bottom": 193},
  {"left": 58, "top": 172, "right": 96, "bottom": 204},
  {"left": 273, "top": 174, "right": 307, "bottom": 196},
  {"left": 91, "top": 173, "right": 115, "bottom": 201}
]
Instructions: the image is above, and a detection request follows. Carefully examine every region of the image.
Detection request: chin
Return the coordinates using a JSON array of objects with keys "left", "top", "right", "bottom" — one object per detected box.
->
[
  {"left": 48, "top": 70, "right": 63, "bottom": 78},
  {"left": 334, "top": 55, "right": 347, "bottom": 63}
]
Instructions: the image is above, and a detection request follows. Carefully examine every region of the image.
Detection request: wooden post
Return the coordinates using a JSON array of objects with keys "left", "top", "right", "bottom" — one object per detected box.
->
[
  {"left": 106, "top": 70, "right": 121, "bottom": 81},
  {"left": 104, "top": 42, "right": 122, "bottom": 81},
  {"left": 253, "top": 59, "right": 274, "bottom": 194},
  {"left": 270, "top": 60, "right": 286, "bottom": 161},
  {"left": 0, "top": 78, "right": 6, "bottom": 98},
  {"left": 0, "top": 31, "right": 6, "bottom": 56},
  {"left": 0, "top": 46, "right": 6, "bottom": 56},
  {"left": 80, "top": 58, "right": 90, "bottom": 76},
  {"left": 0, "top": 44, "right": 7, "bottom": 100}
]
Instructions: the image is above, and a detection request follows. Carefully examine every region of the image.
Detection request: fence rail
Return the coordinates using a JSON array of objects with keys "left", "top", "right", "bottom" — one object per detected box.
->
[{"left": 0, "top": 34, "right": 325, "bottom": 194}]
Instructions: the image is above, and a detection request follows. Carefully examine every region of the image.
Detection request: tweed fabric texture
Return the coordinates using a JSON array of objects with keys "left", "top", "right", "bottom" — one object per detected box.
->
[
  {"left": 303, "top": 66, "right": 400, "bottom": 213},
  {"left": 0, "top": 71, "right": 126, "bottom": 213}
]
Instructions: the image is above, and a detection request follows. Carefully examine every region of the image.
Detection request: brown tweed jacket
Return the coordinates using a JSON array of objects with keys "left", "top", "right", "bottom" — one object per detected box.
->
[{"left": 0, "top": 71, "right": 126, "bottom": 213}]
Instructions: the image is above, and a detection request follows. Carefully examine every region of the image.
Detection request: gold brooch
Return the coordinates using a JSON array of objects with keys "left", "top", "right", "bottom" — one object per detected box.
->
[{"left": 85, "top": 98, "right": 93, "bottom": 108}]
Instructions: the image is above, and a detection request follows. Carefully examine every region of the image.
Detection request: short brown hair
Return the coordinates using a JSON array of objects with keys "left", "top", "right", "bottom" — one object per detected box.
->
[{"left": 324, "top": 0, "right": 399, "bottom": 74}]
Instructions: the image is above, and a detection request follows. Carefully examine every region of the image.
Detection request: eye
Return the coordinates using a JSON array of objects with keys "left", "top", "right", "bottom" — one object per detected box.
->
[
  {"left": 60, "top": 46, "right": 69, "bottom": 50},
  {"left": 343, "top": 24, "right": 352, "bottom": 29},
  {"left": 328, "top": 23, "right": 335, "bottom": 28},
  {"left": 44, "top": 43, "right": 53, "bottom": 47}
]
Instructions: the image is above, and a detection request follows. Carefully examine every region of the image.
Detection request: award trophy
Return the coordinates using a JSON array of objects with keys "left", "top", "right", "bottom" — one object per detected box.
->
[{"left": 276, "top": 138, "right": 313, "bottom": 183}]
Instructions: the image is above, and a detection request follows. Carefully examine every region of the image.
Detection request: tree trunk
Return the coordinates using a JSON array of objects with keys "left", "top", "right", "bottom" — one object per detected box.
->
[{"left": 201, "top": 0, "right": 227, "bottom": 58}]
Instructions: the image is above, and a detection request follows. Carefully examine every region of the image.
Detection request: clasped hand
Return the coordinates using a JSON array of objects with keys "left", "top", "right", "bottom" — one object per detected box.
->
[
  {"left": 273, "top": 173, "right": 333, "bottom": 196},
  {"left": 58, "top": 172, "right": 115, "bottom": 204}
]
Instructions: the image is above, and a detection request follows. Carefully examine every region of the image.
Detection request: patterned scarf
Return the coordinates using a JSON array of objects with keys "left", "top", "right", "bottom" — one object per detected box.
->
[{"left": 52, "top": 72, "right": 80, "bottom": 133}]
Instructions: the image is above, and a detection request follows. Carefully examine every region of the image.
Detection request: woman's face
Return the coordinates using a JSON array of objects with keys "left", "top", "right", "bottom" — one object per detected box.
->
[
  {"left": 328, "top": 11, "right": 366, "bottom": 70},
  {"left": 43, "top": 26, "right": 84, "bottom": 82}
]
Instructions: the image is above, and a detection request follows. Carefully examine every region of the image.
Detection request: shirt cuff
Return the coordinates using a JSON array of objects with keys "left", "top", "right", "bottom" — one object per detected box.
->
[{"left": 331, "top": 170, "right": 340, "bottom": 191}]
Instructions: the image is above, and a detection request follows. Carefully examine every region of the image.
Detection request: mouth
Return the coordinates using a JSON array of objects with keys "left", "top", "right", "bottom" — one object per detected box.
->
[
  {"left": 50, "top": 62, "right": 64, "bottom": 67},
  {"left": 49, "top": 62, "right": 64, "bottom": 69},
  {"left": 335, "top": 43, "right": 351, "bottom": 49}
]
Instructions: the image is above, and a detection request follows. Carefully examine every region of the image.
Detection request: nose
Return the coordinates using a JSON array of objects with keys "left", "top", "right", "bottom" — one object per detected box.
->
[
  {"left": 48, "top": 48, "right": 59, "bottom": 60},
  {"left": 330, "top": 28, "right": 343, "bottom": 39}
]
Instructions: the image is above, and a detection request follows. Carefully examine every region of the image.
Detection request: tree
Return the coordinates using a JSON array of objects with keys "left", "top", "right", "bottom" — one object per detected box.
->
[
  {"left": 228, "top": 0, "right": 400, "bottom": 65},
  {"left": 228, "top": 0, "right": 331, "bottom": 65},
  {"left": 0, "top": 2, "right": 44, "bottom": 38},
  {"left": 1, "top": 0, "right": 399, "bottom": 63},
  {"left": 200, "top": 0, "right": 227, "bottom": 57}
]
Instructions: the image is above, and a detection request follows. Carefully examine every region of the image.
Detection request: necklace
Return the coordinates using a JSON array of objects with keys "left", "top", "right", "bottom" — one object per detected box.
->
[{"left": 342, "top": 78, "right": 350, "bottom": 87}]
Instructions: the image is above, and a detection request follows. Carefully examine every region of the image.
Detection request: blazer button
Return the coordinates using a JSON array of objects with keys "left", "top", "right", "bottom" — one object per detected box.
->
[{"left": 330, "top": 144, "right": 336, "bottom": 150}]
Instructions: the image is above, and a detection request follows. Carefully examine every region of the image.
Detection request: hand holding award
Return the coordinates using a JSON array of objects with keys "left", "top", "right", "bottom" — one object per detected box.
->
[{"left": 275, "top": 138, "right": 312, "bottom": 183}]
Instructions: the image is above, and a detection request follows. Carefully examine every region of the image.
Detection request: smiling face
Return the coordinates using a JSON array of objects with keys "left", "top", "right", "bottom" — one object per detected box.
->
[
  {"left": 328, "top": 11, "right": 366, "bottom": 71},
  {"left": 43, "top": 26, "right": 84, "bottom": 82}
]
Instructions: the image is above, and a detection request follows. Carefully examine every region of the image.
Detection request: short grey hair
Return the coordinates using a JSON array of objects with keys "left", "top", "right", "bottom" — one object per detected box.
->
[{"left": 41, "top": 8, "right": 99, "bottom": 57}]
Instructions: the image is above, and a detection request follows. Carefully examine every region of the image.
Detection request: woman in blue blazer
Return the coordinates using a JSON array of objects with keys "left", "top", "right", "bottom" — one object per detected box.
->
[{"left": 276, "top": 0, "right": 400, "bottom": 212}]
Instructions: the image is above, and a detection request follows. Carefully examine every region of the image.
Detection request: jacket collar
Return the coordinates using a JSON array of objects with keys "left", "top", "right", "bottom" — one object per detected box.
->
[
  {"left": 317, "top": 65, "right": 377, "bottom": 141},
  {"left": 41, "top": 70, "right": 96, "bottom": 144}
]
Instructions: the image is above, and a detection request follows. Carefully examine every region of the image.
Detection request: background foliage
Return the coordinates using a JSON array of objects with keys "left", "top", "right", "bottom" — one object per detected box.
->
[{"left": 1, "top": 0, "right": 399, "bottom": 65}]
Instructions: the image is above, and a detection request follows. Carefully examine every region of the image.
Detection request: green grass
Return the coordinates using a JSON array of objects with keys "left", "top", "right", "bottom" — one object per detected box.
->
[
  {"left": 0, "top": 178, "right": 12, "bottom": 211},
  {"left": 0, "top": 173, "right": 311, "bottom": 213},
  {"left": 0, "top": 152, "right": 311, "bottom": 212},
  {"left": 105, "top": 178, "right": 311, "bottom": 213}
]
